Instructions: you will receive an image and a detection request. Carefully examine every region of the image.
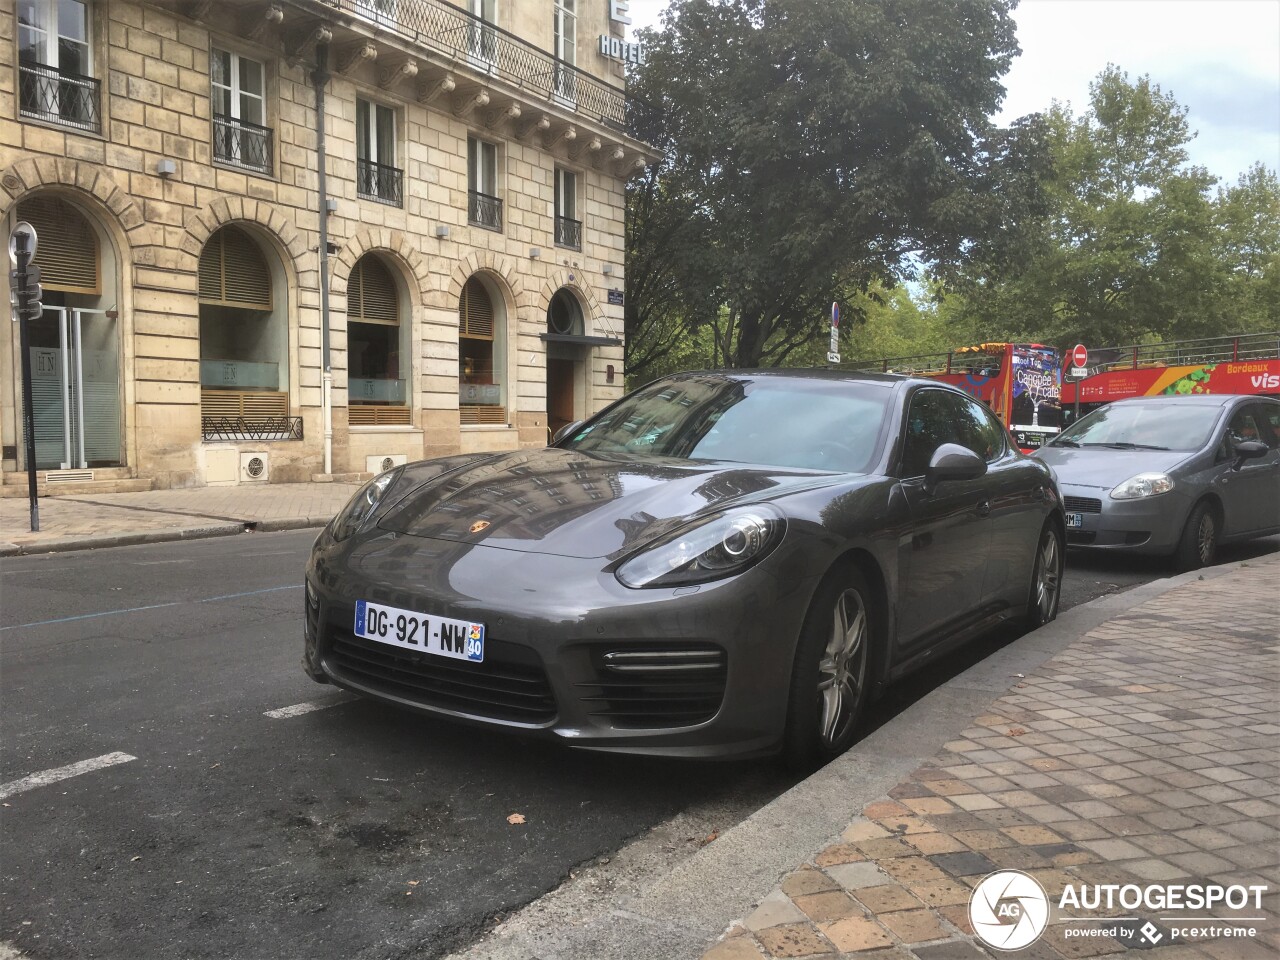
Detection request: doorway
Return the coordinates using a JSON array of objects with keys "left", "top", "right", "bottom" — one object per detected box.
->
[
  {"left": 547, "top": 356, "right": 576, "bottom": 441},
  {"left": 27, "top": 305, "right": 121, "bottom": 468}
]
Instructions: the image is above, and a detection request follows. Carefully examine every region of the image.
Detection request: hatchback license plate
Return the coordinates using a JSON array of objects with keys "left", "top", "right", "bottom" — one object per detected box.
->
[
  {"left": 1066, "top": 513, "right": 1083, "bottom": 528},
  {"left": 354, "top": 600, "right": 485, "bottom": 663}
]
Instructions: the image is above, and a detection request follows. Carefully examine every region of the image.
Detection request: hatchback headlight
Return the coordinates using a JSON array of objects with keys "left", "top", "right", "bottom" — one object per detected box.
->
[
  {"left": 616, "top": 507, "right": 784, "bottom": 588},
  {"left": 1110, "top": 472, "right": 1174, "bottom": 500},
  {"left": 330, "top": 468, "right": 403, "bottom": 540}
]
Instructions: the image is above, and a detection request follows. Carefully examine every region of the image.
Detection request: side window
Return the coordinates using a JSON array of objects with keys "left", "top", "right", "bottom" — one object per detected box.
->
[
  {"left": 1227, "top": 408, "right": 1262, "bottom": 448},
  {"left": 1247, "top": 403, "right": 1280, "bottom": 449},
  {"left": 953, "top": 395, "right": 1006, "bottom": 462},
  {"left": 901, "top": 390, "right": 961, "bottom": 478}
]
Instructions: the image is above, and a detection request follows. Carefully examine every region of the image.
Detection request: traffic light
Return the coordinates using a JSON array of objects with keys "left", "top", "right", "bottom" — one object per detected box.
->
[{"left": 8, "top": 265, "right": 41, "bottom": 321}]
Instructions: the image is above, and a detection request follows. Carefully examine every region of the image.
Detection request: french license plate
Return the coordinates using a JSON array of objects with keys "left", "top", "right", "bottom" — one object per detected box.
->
[
  {"left": 1066, "top": 513, "right": 1083, "bottom": 528},
  {"left": 354, "top": 600, "right": 485, "bottom": 663}
]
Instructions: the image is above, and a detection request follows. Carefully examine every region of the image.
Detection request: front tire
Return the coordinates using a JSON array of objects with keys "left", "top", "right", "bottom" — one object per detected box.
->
[
  {"left": 1024, "top": 522, "right": 1063, "bottom": 630},
  {"left": 1175, "top": 501, "right": 1218, "bottom": 571},
  {"left": 782, "top": 566, "right": 876, "bottom": 771}
]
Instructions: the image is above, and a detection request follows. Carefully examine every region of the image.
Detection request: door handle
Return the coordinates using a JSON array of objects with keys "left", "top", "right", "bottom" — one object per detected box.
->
[{"left": 976, "top": 500, "right": 991, "bottom": 518}]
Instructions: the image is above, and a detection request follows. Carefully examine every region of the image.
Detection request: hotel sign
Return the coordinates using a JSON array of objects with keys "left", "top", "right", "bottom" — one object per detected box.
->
[{"left": 599, "top": 0, "right": 645, "bottom": 64}]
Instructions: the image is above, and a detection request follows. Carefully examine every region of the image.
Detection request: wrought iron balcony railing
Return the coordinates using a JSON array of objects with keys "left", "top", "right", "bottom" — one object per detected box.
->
[
  {"left": 555, "top": 215, "right": 582, "bottom": 250},
  {"left": 331, "top": 0, "right": 628, "bottom": 132},
  {"left": 357, "top": 158, "right": 404, "bottom": 205},
  {"left": 213, "top": 114, "right": 273, "bottom": 174},
  {"left": 18, "top": 60, "right": 101, "bottom": 133},
  {"left": 468, "top": 190, "right": 503, "bottom": 231}
]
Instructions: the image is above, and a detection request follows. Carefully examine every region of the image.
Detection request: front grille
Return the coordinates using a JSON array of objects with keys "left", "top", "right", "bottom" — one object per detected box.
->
[
  {"left": 1063, "top": 496, "right": 1103, "bottom": 514},
  {"left": 325, "top": 626, "right": 556, "bottom": 724},
  {"left": 576, "top": 645, "right": 727, "bottom": 729},
  {"left": 1066, "top": 530, "right": 1097, "bottom": 545}
]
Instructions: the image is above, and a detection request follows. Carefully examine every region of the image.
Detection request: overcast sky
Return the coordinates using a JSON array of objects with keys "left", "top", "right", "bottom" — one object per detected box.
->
[{"left": 622, "top": 0, "right": 1280, "bottom": 185}]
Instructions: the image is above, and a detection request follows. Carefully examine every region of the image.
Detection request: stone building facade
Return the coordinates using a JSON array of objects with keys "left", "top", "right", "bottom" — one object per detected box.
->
[{"left": 1, "top": 0, "right": 654, "bottom": 491}]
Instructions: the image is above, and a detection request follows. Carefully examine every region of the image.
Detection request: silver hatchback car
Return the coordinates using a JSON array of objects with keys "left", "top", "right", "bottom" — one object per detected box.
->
[{"left": 1036, "top": 395, "right": 1280, "bottom": 569}]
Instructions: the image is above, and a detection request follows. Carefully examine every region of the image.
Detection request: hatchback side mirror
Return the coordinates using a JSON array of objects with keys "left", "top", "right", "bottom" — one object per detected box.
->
[
  {"left": 552, "top": 420, "right": 584, "bottom": 445},
  {"left": 1232, "top": 439, "right": 1268, "bottom": 470},
  {"left": 923, "top": 443, "right": 987, "bottom": 495}
]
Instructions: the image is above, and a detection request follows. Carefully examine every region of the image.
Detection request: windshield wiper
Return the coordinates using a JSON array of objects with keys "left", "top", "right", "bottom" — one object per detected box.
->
[
  {"left": 1050, "top": 438, "right": 1080, "bottom": 448},
  {"left": 1090, "top": 442, "right": 1171, "bottom": 451}
]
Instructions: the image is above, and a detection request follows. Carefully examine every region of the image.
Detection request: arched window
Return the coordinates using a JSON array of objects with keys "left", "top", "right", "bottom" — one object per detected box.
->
[
  {"left": 17, "top": 196, "right": 99, "bottom": 294},
  {"left": 198, "top": 225, "right": 288, "bottom": 425},
  {"left": 547, "top": 287, "right": 584, "bottom": 335},
  {"left": 348, "top": 254, "right": 410, "bottom": 425},
  {"left": 459, "top": 275, "right": 506, "bottom": 424}
]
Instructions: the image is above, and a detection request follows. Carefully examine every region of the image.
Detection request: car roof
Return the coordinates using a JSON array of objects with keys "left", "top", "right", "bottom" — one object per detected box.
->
[
  {"left": 1107, "top": 394, "right": 1257, "bottom": 407},
  {"left": 662, "top": 368, "right": 939, "bottom": 390}
]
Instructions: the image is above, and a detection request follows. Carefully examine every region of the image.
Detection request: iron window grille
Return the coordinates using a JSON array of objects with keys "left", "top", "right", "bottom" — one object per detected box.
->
[
  {"left": 201, "top": 417, "right": 303, "bottom": 442},
  {"left": 18, "top": 61, "right": 100, "bottom": 133},
  {"left": 468, "top": 190, "right": 503, "bottom": 231},
  {"left": 555, "top": 216, "right": 582, "bottom": 250},
  {"left": 357, "top": 158, "right": 404, "bottom": 206},
  {"left": 213, "top": 114, "right": 273, "bottom": 174}
]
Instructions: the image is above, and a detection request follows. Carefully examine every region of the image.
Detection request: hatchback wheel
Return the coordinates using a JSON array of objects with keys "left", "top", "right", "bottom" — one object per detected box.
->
[
  {"left": 1175, "top": 501, "right": 1218, "bottom": 571},
  {"left": 1024, "top": 523, "right": 1063, "bottom": 630},
  {"left": 783, "top": 566, "right": 875, "bottom": 770}
]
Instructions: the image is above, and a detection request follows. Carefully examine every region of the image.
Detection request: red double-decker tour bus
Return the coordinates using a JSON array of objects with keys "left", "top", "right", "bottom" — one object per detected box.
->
[
  {"left": 851, "top": 342, "right": 1063, "bottom": 451},
  {"left": 1060, "top": 331, "right": 1280, "bottom": 418}
]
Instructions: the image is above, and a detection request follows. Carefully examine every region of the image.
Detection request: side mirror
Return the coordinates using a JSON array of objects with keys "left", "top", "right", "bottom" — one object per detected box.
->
[
  {"left": 551, "top": 420, "right": 584, "bottom": 445},
  {"left": 1232, "top": 439, "right": 1268, "bottom": 470},
  {"left": 923, "top": 443, "right": 987, "bottom": 495}
]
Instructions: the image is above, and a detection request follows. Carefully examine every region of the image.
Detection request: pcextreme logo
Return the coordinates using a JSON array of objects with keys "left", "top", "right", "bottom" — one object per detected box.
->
[{"left": 969, "top": 870, "right": 1050, "bottom": 950}]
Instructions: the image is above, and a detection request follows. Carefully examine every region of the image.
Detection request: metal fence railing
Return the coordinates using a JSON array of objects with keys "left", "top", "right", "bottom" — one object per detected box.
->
[
  {"left": 213, "top": 114, "right": 273, "bottom": 174},
  {"left": 468, "top": 189, "right": 503, "bottom": 231},
  {"left": 18, "top": 61, "right": 100, "bottom": 133},
  {"left": 357, "top": 158, "right": 404, "bottom": 206},
  {"left": 201, "top": 416, "right": 304, "bottom": 442},
  {"left": 332, "top": 0, "right": 628, "bottom": 131},
  {"left": 1087, "top": 332, "right": 1280, "bottom": 372},
  {"left": 555, "top": 215, "right": 582, "bottom": 250}
]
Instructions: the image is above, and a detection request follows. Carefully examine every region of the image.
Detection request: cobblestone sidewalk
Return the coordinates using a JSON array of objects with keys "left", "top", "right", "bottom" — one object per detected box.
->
[
  {"left": 704, "top": 557, "right": 1280, "bottom": 960},
  {"left": 0, "top": 482, "right": 358, "bottom": 554}
]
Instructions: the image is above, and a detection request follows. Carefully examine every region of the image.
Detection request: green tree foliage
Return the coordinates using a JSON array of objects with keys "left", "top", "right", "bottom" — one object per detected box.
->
[
  {"left": 625, "top": 0, "right": 1043, "bottom": 375},
  {"left": 944, "top": 66, "right": 1280, "bottom": 347}
]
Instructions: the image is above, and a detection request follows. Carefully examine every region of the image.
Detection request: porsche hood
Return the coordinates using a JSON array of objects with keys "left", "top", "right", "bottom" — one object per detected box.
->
[{"left": 375, "top": 447, "right": 848, "bottom": 559}]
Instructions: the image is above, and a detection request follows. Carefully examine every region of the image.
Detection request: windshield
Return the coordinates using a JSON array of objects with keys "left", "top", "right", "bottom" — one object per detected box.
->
[
  {"left": 561, "top": 375, "right": 890, "bottom": 473},
  {"left": 1051, "top": 403, "right": 1222, "bottom": 451}
]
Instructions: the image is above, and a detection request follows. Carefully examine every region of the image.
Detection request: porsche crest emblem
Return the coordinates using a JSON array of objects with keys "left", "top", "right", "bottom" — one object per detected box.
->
[{"left": 469, "top": 520, "right": 491, "bottom": 534}]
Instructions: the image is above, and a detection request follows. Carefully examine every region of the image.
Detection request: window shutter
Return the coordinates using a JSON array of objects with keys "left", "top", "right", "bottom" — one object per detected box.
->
[
  {"left": 198, "top": 226, "right": 272, "bottom": 309},
  {"left": 17, "top": 197, "right": 100, "bottom": 294},
  {"left": 459, "top": 276, "right": 494, "bottom": 339},
  {"left": 349, "top": 256, "right": 399, "bottom": 325}
]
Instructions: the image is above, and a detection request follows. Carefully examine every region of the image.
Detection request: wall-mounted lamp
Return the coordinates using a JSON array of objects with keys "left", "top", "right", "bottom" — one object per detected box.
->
[
  {"left": 324, "top": 198, "right": 339, "bottom": 215},
  {"left": 156, "top": 159, "right": 177, "bottom": 178},
  {"left": 435, "top": 225, "right": 450, "bottom": 239},
  {"left": 529, "top": 247, "right": 541, "bottom": 259},
  {"left": 602, "top": 264, "right": 613, "bottom": 276}
]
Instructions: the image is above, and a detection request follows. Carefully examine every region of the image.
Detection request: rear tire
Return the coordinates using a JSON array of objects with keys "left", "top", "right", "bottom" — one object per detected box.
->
[
  {"left": 1024, "top": 522, "right": 1063, "bottom": 630},
  {"left": 782, "top": 565, "right": 877, "bottom": 772},
  {"left": 1174, "top": 501, "right": 1218, "bottom": 571}
]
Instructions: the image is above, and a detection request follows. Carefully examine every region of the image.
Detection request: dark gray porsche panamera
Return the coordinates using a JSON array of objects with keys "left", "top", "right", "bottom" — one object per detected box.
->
[{"left": 304, "top": 371, "right": 1065, "bottom": 764}]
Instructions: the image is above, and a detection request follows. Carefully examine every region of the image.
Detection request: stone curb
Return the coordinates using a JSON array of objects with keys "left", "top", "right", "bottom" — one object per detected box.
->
[
  {"left": 0, "top": 522, "right": 247, "bottom": 557},
  {"left": 446, "top": 557, "right": 1272, "bottom": 960}
]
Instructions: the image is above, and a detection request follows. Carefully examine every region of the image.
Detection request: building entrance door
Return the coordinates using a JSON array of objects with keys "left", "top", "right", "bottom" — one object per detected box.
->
[
  {"left": 27, "top": 306, "right": 122, "bottom": 469},
  {"left": 547, "top": 357, "right": 576, "bottom": 441}
]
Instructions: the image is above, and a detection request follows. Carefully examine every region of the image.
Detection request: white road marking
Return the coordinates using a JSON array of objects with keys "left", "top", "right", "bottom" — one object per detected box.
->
[
  {"left": 264, "top": 694, "right": 356, "bottom": 719},
  {"left": 0, "top": 752, "right": 137, "bottom": 801}
]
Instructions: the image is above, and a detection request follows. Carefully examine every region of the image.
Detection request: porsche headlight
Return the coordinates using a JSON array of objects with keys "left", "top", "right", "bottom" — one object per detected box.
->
[
  {"left": 616, "top": 507, "right": 785, "bottom": 589},
  {"left": 330, "top": 468, "right": 402, "bottom": 540},
  {"left": 1110, "top": 472, "right": 1175, "bottom": 500}
]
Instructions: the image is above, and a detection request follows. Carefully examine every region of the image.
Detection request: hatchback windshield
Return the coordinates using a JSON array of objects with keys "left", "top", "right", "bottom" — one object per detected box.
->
[
  {"left": 562, "top": 375, "right": 890, "bottom": 473},
  {"left": 1051, "top": 402, "right": 1222, "bottom": 451}
]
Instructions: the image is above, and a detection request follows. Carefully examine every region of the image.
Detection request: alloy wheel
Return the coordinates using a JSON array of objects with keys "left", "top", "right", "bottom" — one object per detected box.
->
[
  {"left": 1197, "top": 511, "right": 1216, "bottom": 566},
  {"left": 816, "top": 588, "right": 868, "bottom": 746},
  {"left": 1035, "top": 530, "right": 1060, "bottom": 622}
]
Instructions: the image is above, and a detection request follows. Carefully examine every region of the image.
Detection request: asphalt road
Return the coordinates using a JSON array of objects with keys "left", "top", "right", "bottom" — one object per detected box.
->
[{"left": 2, "top": 530, "right": 1276, "bottom": 960}]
